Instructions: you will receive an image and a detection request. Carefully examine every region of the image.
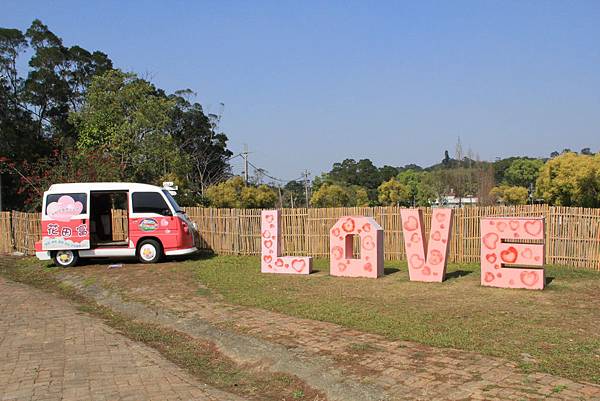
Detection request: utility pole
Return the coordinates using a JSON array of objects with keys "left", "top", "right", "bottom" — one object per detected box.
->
[
  {"left": 242, "top": 144, "right": 249, "bottom": 185},
  {"left": 277, "top": 185, "right": 283, "bottom": 208},
  {"left": 303, "top": 170, "right": 311, "bottom": 208}
]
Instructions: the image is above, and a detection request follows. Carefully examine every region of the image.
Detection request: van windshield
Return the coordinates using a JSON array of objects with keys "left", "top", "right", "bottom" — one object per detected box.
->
[{"left": 162, "top": 190, "right": 183, "bottom": 213}]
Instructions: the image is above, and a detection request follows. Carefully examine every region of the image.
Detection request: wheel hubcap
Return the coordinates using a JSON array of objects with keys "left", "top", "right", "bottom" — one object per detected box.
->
[
  {"left": 140, "top": 244, "right": 157, "bottom": 261},
  {"left": 56, "top": 251, "right": 73, "bottom": 265}
]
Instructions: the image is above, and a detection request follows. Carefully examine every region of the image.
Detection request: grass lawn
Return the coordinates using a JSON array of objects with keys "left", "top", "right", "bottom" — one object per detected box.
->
[{"left": 190, "top": 255, "right": 600, "bottom": 384}]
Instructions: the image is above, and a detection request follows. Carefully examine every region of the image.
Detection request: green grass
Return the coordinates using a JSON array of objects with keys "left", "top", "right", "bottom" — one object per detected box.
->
[
  {"left": 552, "top": 384, "right": 567, "bottom": 393},
  {"left": 190, "top": 255, "right": 600, "bottom": 384}
]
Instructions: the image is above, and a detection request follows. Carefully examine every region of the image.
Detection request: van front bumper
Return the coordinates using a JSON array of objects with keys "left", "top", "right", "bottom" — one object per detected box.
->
[
  {"left": 165, "top": 247, "right": 198, "bottom": 256},
  {"left": 36, "top": 251, "right": 52, "bottom": 261}
]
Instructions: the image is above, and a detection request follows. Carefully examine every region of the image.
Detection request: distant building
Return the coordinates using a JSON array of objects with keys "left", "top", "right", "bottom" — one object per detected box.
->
[{"left": 431, "top": 195, "right": 478, "bottom": 208}]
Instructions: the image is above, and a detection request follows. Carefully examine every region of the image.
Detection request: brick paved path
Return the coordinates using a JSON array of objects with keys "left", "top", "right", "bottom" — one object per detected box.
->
[{"left": 0, "top": 277, "right": 243, "bottom": 401}]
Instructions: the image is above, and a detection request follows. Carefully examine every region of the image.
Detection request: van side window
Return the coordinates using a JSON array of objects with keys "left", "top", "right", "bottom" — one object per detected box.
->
[
  {"left": 45, "top": 193, "right": 87, "bottom": 215},
  {"left": 132, "top": 192, "right": 170, "bottom": 214}
]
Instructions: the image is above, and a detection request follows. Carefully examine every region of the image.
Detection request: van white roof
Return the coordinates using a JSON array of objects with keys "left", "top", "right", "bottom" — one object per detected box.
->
[{"left": 46, "top": 182, "right": 164, "bottom": 193}]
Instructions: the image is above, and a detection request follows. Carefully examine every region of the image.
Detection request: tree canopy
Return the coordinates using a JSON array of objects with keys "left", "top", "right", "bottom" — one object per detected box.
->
[{"left": 0, "top": 20, "right": 233, "bottom": 210}]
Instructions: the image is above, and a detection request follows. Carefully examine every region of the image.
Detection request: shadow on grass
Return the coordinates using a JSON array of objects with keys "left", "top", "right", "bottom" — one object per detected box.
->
[
  {"left": 546, "top": 276, "right": 555, "bottom": 286},
  {"left": 445, "top": 270, "right": 473, "bottom": 280},
  {"left": 181, "top": 250, "right": 216, "bottom": 262},
  {"left": 384, "top": 267, "right": 401, "bottom": 275}
]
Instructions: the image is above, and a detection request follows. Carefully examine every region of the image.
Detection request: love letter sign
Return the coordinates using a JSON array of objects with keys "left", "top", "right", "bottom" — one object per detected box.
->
[
  {"left": 329, "top": 216, "right": 384, "bottom": 278},
  {"left": 261, "top": 210, "right": 312, "bottom": 274},
  {"left": 401, "top": 208, "right": 453, "bottom": 282},
  {"left": 480, "top": 217, "right": 545, "bottom": 290}
]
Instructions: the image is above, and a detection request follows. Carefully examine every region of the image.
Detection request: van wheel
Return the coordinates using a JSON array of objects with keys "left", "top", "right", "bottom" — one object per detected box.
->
[
  {"left": 137, "top": 239, "right": 162, "bottom": 263},
  {"left": 53, "top": 250, "right": 79, "bottom": 268}
]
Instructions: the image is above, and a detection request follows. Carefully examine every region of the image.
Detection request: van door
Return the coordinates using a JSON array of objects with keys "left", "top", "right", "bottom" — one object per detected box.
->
[
  {"left": 129, "top": 191, "right": 178, "bottom": 250},
  {"left": 42, "top": 192, "right": 91, "bottom": 251}
]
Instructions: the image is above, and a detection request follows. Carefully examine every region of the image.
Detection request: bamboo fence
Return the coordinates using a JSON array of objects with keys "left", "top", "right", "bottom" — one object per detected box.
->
[{"left": 2, "top": 205, "right": 600, "bottom": 270}]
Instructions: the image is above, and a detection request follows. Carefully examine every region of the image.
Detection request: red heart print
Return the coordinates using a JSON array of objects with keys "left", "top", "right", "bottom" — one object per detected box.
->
[
  {"left": 403, "top": 216, "right": 419, "bottom": 231},
  {"left": 435, "top": 212, "right": 446, "bottom": 223},
  {"left": 362, "top": 223, "right": 371, "bottom": 232},
  {"left": 485, "top": 253, "right": 497, "bottom": 264},
  {"left": 410, "top": 233, "right": 420, "bottom": 243},
  {"left": 363, "top": 263, "right": 372, "bottom": 272},
  {"left": 524, "top": 220, "right": 542, "bottom": 236},
  {"left": 431, "top": 231, "right": 441, "bottom": 241},
  {"left": 410, "top": 254, "right": 425, "bottom": 269},
  {"left": 500, "top": 246, "right": 518, "bottom": 264},
  {"left": 331, "top": 227, "right": 340, "bottom": 237},
  {"left": 482, "top": 232, "right": 499, "bottom": 250},
  {"left": 264, "top": 240, "right": 273, "bottom": 249},
  {"left": 520, "top": 271, "right": 539, "bottom": 287},
  {"left": 275, "top": 258, "right": 284, "bottom": 267},
  {"left": 521, "top": 248, "right": 533, "bottom": 259},
  {"left": 428, "top": 249, "right": 443, "bottom": 265},
  {"left": 342, "top": 218, "right": 355, "bottom": 233},
  {"left": 362, "top": 235, "right": 375, "bottom": 251},
  {"left": 422, "top": 265, "right": 431, "bottom": 275},
  {"left": 263, "top": 255, "right": 272, "bottom": 263},
  {"left": 261, "top": 230, "right": 271, "bottom": 239},
  {"left": 509, "top": 220, "right": 520, "bottom": 231},
  {"left": 291, "top": 259, "right": 305, "bottom": 272},
  {"left": 496, "top": 221, "right": 507, "bottom": 232},
  {"left": 484, "top": 272, "right": 495, "bottom": 283},
  {"left": 331, "top": 246, "right": 344, "bottom": 260},
  {"left": 265, "top": 214, "right": 274, "bottom": 223},
  {"left": 338, "top": 262, "right": 347, "bottom": 272}
]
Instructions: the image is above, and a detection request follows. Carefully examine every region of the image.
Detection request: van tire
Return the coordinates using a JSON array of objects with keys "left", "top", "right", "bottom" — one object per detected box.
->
[
  {"left": 53, "top": 250, "right": 79, "bottom": 268},
  {"left": 137, "top": 239, "right": 162, "bottom": 263}
]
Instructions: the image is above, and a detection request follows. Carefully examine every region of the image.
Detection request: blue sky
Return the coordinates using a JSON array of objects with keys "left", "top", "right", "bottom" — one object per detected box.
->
[{"left": 4, "top": 1, "right": 600, "bottom": 181}]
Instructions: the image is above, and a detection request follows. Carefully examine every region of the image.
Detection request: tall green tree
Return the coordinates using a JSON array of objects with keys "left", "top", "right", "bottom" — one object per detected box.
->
[
  {"left": 169, "top": 92, "right": 232, "bottom": 195},
  {"left": 504, "top": 158, "right": 543, "bottom": 188},
  {"left": 71, "top": 69, "right": 178, "bottom": 183}
]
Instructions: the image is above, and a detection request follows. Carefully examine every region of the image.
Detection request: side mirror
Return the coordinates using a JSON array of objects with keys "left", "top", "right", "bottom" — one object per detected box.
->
[{"left": 161, "top": 209, "right": 172, "bottom": 216}]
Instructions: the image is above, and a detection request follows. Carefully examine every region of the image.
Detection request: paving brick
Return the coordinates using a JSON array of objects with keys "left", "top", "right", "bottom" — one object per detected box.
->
[{"left": 0, "top": 277, "right": 244, "bottom": 401}]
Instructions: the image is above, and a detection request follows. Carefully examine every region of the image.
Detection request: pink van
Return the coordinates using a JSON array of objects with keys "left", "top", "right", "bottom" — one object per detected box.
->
[{"left": 34, "top": 182, "right": 197, "bottom": 267}]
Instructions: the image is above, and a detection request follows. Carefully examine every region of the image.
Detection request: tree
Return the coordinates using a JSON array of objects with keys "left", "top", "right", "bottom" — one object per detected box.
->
[
  {"left": 282, "top": 180, "right": 307, "bottom": 208},
  {"left": 16, "top": 147, "right": 121, "bottom": 209},
  {"left": 394, "top": 170, "right": 438, "bottom": 206},
  {"left": 169, "top": 92, "right": 232, "bottom": 195},
  {"left": 24, "top": 20, "right": 112, "bottom": 142},
  {"left": 309, "top": 183, "right": 371, "bottom": 207},
  {"left": 581, "top": 148, "right": 593, "bottom": 155},
  {"left": 204, "top": 176, "right": 277, "bottom": 208},
  {"left": 71, "top": 70, "right": 178, "bottom": 183},
  {"left": 493, "top": 157, "right": 522, "bottom": 184},
  {"left": 442, "top": 150, "right": 451, "bottom": 167},
  {"left": 328, "top": 158, "right": 382, "bottom": 196},
  {"left": 0, "top": 20, "right": 112, "bottom": 209},
  {"left": 489, "top": 185, "right": 529, "bottom": 205},
  {"left": 504, "top": 158, "right": 543, "bottom": 188},
  {"left": 536, "top": 152, "right": 600, "bottom": 207},
  {"left": 377, "top": 178, "right": 410, "bottom": 206},
  {"left": 379, "top": 165, "right": 399, "bottom": 182}
]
